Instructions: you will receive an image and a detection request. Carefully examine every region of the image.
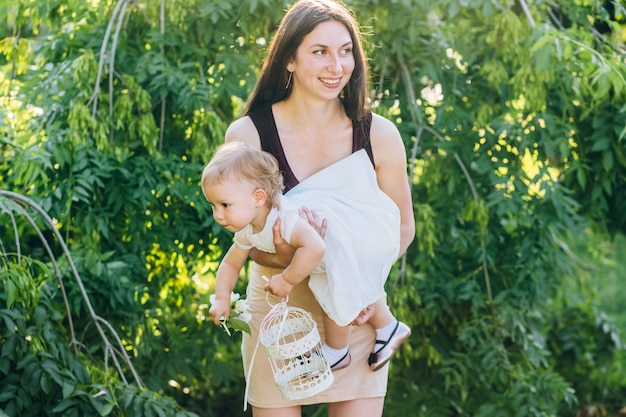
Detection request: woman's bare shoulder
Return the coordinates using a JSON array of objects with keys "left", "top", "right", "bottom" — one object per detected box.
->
[
  {"left": 369, "top": 112, "right": 403, "bottom": 150},
  {"left": 225, "top": 116, "right": 261, "bottom": 148}
]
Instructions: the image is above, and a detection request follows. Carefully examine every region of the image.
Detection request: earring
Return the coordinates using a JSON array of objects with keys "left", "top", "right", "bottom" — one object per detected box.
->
[{"left": 285, "top": 71, "right": 293, "bottom": 90}]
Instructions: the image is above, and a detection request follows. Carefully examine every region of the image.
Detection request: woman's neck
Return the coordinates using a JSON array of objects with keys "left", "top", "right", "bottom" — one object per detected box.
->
[{"left": 276, "top": 95, "right": 347, "bottom": 131}]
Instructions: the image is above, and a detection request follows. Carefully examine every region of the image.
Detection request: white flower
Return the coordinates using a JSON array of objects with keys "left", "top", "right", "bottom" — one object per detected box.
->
[
  {"left": 208, "top": 292, "right": 251, "bottom": 335},
  {"left": 239, "top": 312, "right": 252, "bottom": 323},
  {"left": 234, "top": 299, "right": 247, "bottom": 315}
]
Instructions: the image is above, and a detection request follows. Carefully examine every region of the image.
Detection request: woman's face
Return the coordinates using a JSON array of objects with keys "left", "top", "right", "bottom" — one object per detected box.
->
[{"left": 288, "top": 20, "right": 355, "bottom": 100}]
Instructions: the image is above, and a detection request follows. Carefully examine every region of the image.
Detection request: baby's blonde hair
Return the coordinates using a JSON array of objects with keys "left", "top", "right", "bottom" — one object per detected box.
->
[{"left": 201, "top": 142, "right": 284, "bottom": 208}]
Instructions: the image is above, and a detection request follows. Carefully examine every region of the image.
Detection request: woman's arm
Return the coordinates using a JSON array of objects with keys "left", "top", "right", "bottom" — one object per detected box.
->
[{"left": 370, "top": 113, "right": 416, "bottom": 258}]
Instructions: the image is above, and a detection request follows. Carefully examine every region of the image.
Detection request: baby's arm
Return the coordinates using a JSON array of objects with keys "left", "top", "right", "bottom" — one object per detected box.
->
[
  {"left": 209, "top": 243, "right": 250, "bottom": 325},
  {"left": 264, "top": 218, "right": 326, "bottom": 298}
]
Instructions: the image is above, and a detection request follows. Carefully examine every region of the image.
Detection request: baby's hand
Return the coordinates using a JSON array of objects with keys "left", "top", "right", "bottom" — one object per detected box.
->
[
  {"left": 209, "top": 299, "right": 231, "bottom": 326},
  {"left": 263, "top": 274, "right": 293, "bottom": 298}
]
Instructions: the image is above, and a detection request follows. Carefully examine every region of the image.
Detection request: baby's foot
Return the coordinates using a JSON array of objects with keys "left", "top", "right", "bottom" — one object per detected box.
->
[{"left": 368, "top": 321, "right": 411, "bottom": 371}]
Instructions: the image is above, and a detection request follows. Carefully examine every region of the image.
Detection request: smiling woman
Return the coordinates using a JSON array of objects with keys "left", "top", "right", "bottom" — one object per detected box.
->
[{"left": 220, "top": 1, "right": 415, "bottom": 416}]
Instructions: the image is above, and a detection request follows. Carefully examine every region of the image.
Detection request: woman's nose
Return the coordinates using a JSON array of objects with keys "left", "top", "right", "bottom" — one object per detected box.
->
[{"left": 328, "top": 54, "right": 342, "bottom": 72}]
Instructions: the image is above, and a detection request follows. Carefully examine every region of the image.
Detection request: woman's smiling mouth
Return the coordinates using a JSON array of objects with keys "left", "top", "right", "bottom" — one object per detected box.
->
[{"left": 320, "top": 77, "right": 341, "bottom": 87}]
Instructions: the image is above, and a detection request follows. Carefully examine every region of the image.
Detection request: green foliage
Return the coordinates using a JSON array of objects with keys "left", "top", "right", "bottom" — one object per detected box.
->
[
  {"left": 2, "top": 0, "right": 626, "bottom": 416},
  {"left": 0, "top": 255, "right": 198, "bottom": 417}
]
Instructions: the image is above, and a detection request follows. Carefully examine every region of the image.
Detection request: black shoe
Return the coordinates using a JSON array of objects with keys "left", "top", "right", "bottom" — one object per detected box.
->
[{"left": 368, "top": 321, "right": 411, "bottom": 371}]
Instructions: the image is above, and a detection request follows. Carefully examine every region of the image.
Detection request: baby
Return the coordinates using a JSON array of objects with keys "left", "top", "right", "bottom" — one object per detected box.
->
[{"left": 202, "top": 142, "right": 410, "bottom": 371}]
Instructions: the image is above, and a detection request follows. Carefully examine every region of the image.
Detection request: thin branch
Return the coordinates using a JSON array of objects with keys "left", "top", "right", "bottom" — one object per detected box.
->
[
  {"left": 108, "top": 0, "right": 130, "bottom": 143},
  {"left": 518, "top": 0, "right": 536, "bottom": 28},
  {"left": 0, "top": 190, "right": 145, "bottom": 388},
  {"left": 375, "top": 56, "right": 388, "bottom": 101},
  {"left": 159, "top": 98, "right": 166, "bottom": 152},
  {"left": 399, "top": 61, "right": 424, "bottom": 127},
  {"left": 4, "top": 204, "right": 20, "bottom": 265},
  {"left": 550, "top": 232, "right": 596, "bottom": 271},
  {"left": 90, "top": 0, "right": 126, "bottom": 115},
  {"left": 6, "top": 27, "right": 20, "bottom": 100},
  {"left": 95, "top": 315, "right": 144, "bottom": 386},
  {"left": 135, "top": 1, "right": 152, "bottom": 26},
  {"left": 547, "top": 6, "right": 565, "bottom": 30},
  {"left": 388, "top": 62, "right": 426, "bottom": 289},
  {"left": 11, "top": 204, "right": 78, "bottom": 351},
  {"left": 159, "top": 0, "right": 166, "bottom": 151}
]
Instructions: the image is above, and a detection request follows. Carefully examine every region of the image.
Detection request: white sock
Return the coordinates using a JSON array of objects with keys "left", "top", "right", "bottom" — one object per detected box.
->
[
  {"left": 322, "top": 343, "right": 349, "bottom": 364},
  {"left": 375, "top": 319, "right": 398, "bottom": 342}
]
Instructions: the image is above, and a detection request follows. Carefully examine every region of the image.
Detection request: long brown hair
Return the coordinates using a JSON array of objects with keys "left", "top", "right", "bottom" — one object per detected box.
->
[{"left": 243, "top": 0, "right": 369, "bottom": 120}]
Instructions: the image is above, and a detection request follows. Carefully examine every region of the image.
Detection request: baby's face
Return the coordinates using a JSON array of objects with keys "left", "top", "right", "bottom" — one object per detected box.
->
[{"left": 203, "top": 177, "right": 260, "bottom": 233}]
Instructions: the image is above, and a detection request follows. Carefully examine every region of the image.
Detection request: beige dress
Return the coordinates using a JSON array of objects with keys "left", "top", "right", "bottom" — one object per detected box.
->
[
  {"left": 242, "top": 262, "right": 389, "bottom": 408},
  {"left": 242, "top": 105, "right": 390, "bottom": 408}
]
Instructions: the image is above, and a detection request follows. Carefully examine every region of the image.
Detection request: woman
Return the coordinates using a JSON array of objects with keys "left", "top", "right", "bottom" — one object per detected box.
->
[{"left": 224, "top": 0, "right": 415, "bottom": 415}]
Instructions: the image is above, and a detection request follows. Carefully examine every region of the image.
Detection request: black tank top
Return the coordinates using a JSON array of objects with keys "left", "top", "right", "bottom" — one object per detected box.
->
[{"left": 248, "top": 105, "right": 374, "bottom": 192}]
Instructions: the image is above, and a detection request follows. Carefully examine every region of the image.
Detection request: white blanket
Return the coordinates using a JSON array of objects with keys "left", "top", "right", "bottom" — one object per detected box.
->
[{"left": 286, "top": 149, "right": 401, "bottom": 326}]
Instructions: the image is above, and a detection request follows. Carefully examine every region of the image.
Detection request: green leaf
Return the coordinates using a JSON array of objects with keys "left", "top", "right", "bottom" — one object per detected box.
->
[
  {"left": 4, "top": 280, "right": 16, "bottom": 309},
  {"left": 52, "top": 398, "right": 81, "bottom": 413},
  {"left": 591, "top": 136, "right": 610, "bottom": 152},
  {"left": 226, "top": 318, "right": 251, "bottom": 334},
  {"left": 0, "top": 390, "right": 16, "bottom": 403},
  {"left": 602, "top": 150, "right": 614, "bottom": 171},
  {"left": 40, "top": 372, "right": 52, "bottom": 394},
  {"left": 62, "top": 382, "right": 75, "bottom": 398}
]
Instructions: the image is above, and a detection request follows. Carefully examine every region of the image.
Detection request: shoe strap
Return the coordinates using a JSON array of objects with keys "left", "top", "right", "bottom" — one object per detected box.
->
[
  {"left": 369, "top": 321, "right": 400, "bottom": 365},
  {"left": 330, "top": 349, "right": 350, "bottom": 369},
  {"left": 372, "top": 320, "right": 399, "bottom": 355}
]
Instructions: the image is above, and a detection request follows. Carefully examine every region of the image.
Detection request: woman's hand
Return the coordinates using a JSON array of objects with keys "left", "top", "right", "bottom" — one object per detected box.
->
[
  {"left": 270, "top": 217, "right": 296, "bottom": 267},
  {"left": 248, "top": 217, "right": 296, "bottom": 268},
  {"left": 298, "top": 207, "right": 327, "bottom": 238}
]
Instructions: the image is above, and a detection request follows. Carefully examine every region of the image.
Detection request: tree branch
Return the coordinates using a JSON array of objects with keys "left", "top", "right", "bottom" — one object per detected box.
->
[
  {"left": 90, "top": 0, "right": 126, "bottom": 115},
  {"left": 0, "top": 190, "right": 145, "bottom": 388},
  {"left": 109, "top": 0, "right": 130, "bottom": 143}
]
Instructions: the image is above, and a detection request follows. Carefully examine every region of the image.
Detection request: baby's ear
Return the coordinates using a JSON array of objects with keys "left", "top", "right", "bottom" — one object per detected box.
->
[{"left": 253, "top": 188, "right": 267, "bottom": 206}]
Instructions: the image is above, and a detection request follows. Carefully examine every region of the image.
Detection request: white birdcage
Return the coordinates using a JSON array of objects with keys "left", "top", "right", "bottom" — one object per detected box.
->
[{"left": 259, "top": 298, "right": 334, "bottom": 400}]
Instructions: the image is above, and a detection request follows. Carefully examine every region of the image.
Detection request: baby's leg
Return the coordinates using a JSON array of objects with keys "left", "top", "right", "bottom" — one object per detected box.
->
[
  {"left": 322, "top": 312, "right": 351, "bottom": 370},
  {"left": 323, "top": 312, "right": 351, "bottom": 349},
  {"left": 365, "top": 297, "right": 394, "bottom": 329},
  {"left": 366, "top": 296, "right": 411, "bottom": 372}
]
